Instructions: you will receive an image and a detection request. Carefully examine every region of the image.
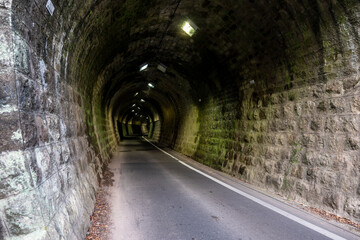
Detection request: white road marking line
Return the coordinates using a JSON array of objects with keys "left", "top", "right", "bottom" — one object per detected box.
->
[{"left": 143, "top": 137, "right": 346, "bottom": 240}]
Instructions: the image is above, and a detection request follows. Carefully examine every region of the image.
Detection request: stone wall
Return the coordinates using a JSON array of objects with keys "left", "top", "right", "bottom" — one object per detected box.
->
[
  {"left": 149, "top": 120, "right": 161, "bottom": 142},
  {"left": 0, "top": 1, "right": 106, "bottom": 239},
  {"left": 171, "top": 2, "right": 360, "bottom": 221},
  {"left": 174, "top": 76, "right": 360, "bottom": 222}
]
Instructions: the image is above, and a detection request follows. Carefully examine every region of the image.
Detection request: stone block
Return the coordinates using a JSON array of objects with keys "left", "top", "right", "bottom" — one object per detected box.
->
[
  {"left": 77, "top": 118, "right": 85, "bottom": 136},
  {"left": 325, "top": 81, "right": 343, "bottom": 95},
  {"left": 3, "top": 190, "right": 44, "bottom": 236},
  {"left": 59, "top": 82, "right": 69, "bottom": 101},
  {"left": 51, "top": 144, "right": 62, "bottom": 167},
  {"left": 324, "top": 116, "right": 338, "bottom": 133},
  {"left": 339, "top": 116, "right": 359, "bottom": 133},
  {"left": 305, "top": 167, "right": 317, "bottom": 181},
  {"left": 0, "top": 0, "right": 11, "bottom": 9},
  {"left": 37, "top": 174, "right": 64, "bottom": 224},
  {"left": 60, "top": 99, "right": 69, "bottom": 118},
  {"left": 20, "top": 111, "right": 38, "bottom": 148},
  {"left": 324, "top": 135, "right": 338, "bottom": 152},
  {"left": 43, "top": 67, "right": 55, "bottom": 95},
  {"left": 343, "top": 76, "right": 359, "bottom": 90},
  {"left": 35, "top": 114, "right": 49, "bottom": 145},
  {"left": 0, "top": 28, "right": 13, "bottom": 68},
  {"left": 273, "top": 106, "right": 283, "bottom": 119},
  {"left": 48, "top": 207, "right": 72, "bottom": 239},
  {"left": 74, "top": 92, "right": 82, "bottom": 106},
  {"left": 46, "top": 115, "right": 60, "bottom": 141},
  {"left": 270, "top": 119, "right": 288, "bottom": 131},
  {"left": 295, "top": 181, "right": 308, "bottom": 197},
  {"left": 40, "top": 92, "right": 59, "bottom": 114},
  {"left": 350, "top": 95, "right": 360, "bottom": 113},
  {"left": 329, "top": 98, "right": 346, "bottom": 114},
  {"left": 24, "top": 149, "right": 40, "bottom": 187},
  {"left": 310, "top": 117, "right": 322, "bottom": 132},
  {"left": 319, "top": 171, "right": 337, "bottom": 188},
  {"left": 344, "top": 197, "right": 360, "bottom": 218},
  {"left": 57, "top": 166, "right": 70, "bottom": 194},
  {"left": 344, "top": 136, "right": 359, "bottom": 151},
  {"left": 59, "top": 118, "right": 68, "bottom": 138},
  {"left": 0, "top": 215, "right": 8, "bottom": 239},
  {"left": 301, "top": 133, "right": 321, "bottom": 149},
  {"left": 68, "top": 103, "right": 76, "bottom": 121},
  {"left": 0, "top": 112, "right": 22, "bottom": 152},
  {"left": 63, "top": 189, "right": 81, "bottom": 224},
  {"left": 323, "top": 192, "right": 340, "bottom": 210},
  {"left": 17, "top": 74, "right": 41, "bottom": 111},
  {"left": 265, "top": 175, "right": 281, "bottom": 189},
  {"left": 283, "top": 103, "right": 294, "bottom": 118},
  {"left": 13, "top": 33, "right": 31, "bottom": 75},
  {"left": 294, "top": 102, "right": 302, "bottom": 116},
  {"left": 34, "top": 146, "right": 58, "bottom": 182},
  {"left": 63, "top": 119, "right": 75, "bottom": 138},
  {"left": 43, "top": 223, "right": 61, "bottom": 240},
  {"left": 0, "top": 150, "right": 31, "bottom": 199},
  {"left": 317, "top": 100, "right": 327, "bottom": 112},
  {"left": 288, "top": 120, "right": 297, "bottom": 131},
  {"left": 0, "top": 69, "right": 16, "bottom": 106},
  {"left": 60, "top": 142, "right": 70, "bottom": 164}
]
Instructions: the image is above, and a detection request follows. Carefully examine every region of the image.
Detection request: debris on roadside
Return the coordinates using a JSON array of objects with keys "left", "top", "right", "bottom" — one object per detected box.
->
[
  {"left": 85, "top": 168, "right": 114, "bottom": 240},
  {"left": 303, "top": 205, "right": 360, "bottom": 231}
]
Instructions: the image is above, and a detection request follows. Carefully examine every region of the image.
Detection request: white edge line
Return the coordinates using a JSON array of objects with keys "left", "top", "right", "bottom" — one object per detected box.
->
[{"left": 142, "top": 137, "right": 346, "bottom": 240}]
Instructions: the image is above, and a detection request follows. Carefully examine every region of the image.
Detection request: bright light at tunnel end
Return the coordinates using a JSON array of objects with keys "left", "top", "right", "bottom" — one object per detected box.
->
[{"left": 139, "top": 63, "right": 148, "bottom": 71}]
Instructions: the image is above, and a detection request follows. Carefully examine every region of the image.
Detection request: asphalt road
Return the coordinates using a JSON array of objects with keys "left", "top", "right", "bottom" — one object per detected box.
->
[{"left": 108, "top": 138, "right": 359, "bottom": 240}]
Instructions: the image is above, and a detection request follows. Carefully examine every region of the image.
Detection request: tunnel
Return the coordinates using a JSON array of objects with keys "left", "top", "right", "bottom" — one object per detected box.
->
[{"left": 0, "top": 0, "right": 360, "bottom": 239}]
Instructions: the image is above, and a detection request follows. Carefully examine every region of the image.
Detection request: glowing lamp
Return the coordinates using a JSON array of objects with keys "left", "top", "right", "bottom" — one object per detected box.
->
[
  {"left": 139, "top": 63, "right": 148, "bottom": 71},
  {"left": 182, "top": 20, "right": 198, "bottom": 37}
]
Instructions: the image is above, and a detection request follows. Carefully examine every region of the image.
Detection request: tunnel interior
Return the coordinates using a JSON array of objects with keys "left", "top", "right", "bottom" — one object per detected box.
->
[{"left": 1, "top": 0, "right": 360, "bottom": 239}]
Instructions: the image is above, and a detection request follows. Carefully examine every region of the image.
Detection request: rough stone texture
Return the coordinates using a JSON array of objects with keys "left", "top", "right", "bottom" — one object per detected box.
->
[
  {"left": 178, "top": 79, "right": 360, "bottom": 221},
  {"left": 0, "top": 1, "right": 106, "bottom": 239}
]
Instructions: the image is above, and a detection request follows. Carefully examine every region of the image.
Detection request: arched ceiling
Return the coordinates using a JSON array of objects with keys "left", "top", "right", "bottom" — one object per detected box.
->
[{"left": 46, "top": 0, "right": 357, "bottom": 136}]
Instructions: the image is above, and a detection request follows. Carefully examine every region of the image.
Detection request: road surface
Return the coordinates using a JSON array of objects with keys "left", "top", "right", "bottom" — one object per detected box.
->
[{"left": 108, "top": 137, "right": 359, "bottom": 240}]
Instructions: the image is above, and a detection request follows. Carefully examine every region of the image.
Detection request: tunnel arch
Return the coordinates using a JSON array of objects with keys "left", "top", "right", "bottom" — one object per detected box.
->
[{"left": 1, "top": 0, "right": 360, "bottom": 239}]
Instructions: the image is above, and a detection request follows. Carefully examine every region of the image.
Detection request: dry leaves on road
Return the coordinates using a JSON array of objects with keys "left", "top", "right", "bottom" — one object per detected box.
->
[
  {"left": 85, "top": 168, "right": 114, "bottom": 240},
  {"left": 304, "top": 206, "right": 360, "bottom": 231}
]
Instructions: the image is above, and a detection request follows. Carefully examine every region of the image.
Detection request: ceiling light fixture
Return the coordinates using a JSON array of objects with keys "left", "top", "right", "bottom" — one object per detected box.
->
[
  {"left": 132, "top": 104, "right": 136, "bottom": 107},
  {"left": 148, "top": 83, "right": 155, "bottom": 88},
  {"left": 132, "top": 110, "right": 134, "bottom": 112},
  {"left": 134, "top": 92, "right": 138, "bottom": 97},
  {"left": 157, "top": 63, "right": 167, "bottom": 73},
  {"left": 182, "top": 20, "right": 198, "bottom": 37},
  {"left": 139, "top": 63, "right": 148, "bottom": 72},
  {"left": 140, "top": 99, "right": 145, "bottom": 102}
]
